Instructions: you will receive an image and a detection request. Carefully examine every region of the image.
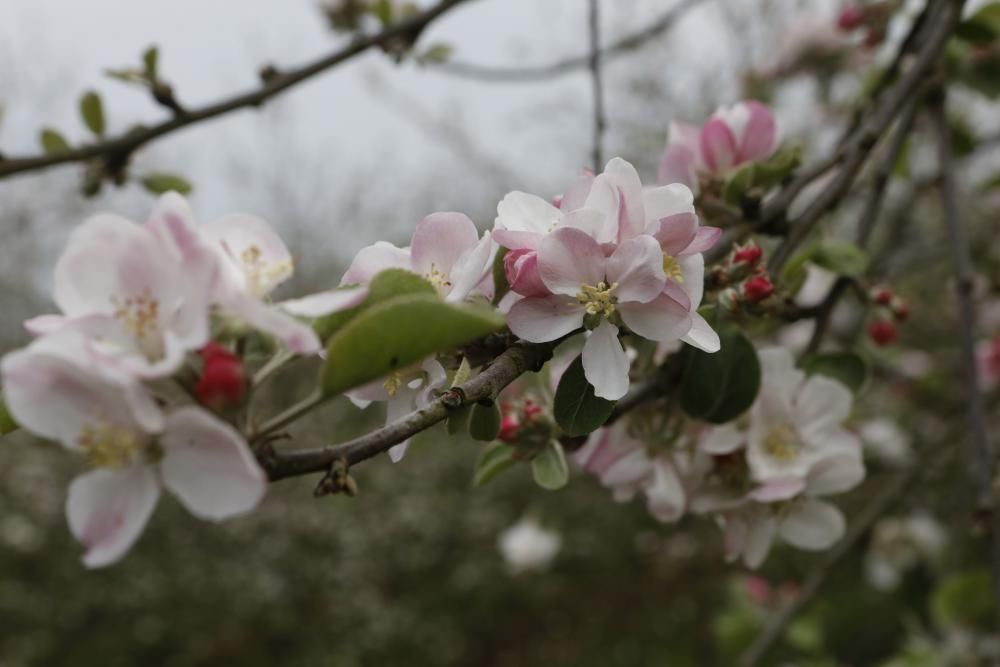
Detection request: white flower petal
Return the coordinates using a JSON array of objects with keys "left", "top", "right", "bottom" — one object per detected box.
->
[
  {"left": 279, "top": 286, "right": 369, "bottom": 317},
  {"left": 744, "top": 514, "right": 777, "bottom": 568},
  {"left": 681, "top": 313, "right": 721, "bottom": 353},
  {"left": 779, "top": 499, "right": 845, "bottom": 550},
  {"left": 617, "top": 293, "right": 692, "bottom": 343},
  {"left": 410, "top": 212, "right": 479, "bottom": 279},
  {"left": 582, "top": 320, "right": 629, "bottom": 400},
  {"left": 507, "top": 295, "right": 584, "bottom": 343},
  {"left": 340, "top": 241, "right": 411, "bottom": 285},
  {"left": 495, "top": 191, "right": 560, "bottom": 233},
  {"left": 796, "top": 375, "right": 853, "bottom": 443},
  {"left": 605, "top": 235, "right": 666, "bottom": 304},
  {"left": 645, "top": 458, "right": 686, "bottom": 523},
  {"left": 537, "top": 227, "right": 607, "bottom": 296}
]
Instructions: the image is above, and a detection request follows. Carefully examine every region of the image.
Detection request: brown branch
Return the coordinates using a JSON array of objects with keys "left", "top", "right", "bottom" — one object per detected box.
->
[
  {"left": 0, "top": 0, "right": 473, "bottom": 180},
  {"left": 588, "top": 0, "right": 606, "bottom": 171},
  {"left": 930, "top": 87, "right": 1000, "bottom": 633},
  {"left": 434, "top": 0, "right": 707, "bottom": 83},
  {"left": 260, "top": 342, "right": 554, "bottom": 482}
]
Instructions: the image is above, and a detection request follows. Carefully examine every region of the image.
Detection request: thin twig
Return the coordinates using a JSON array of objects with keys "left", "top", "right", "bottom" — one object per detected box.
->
[
  {"left": 0, "top": 0, "right": 473, "bottom": 180},
  {"left": 435, "top": 0, "right": 707, "bottom": 83},
  {"left": 588, "top": 0, "right": 606, "bottom": 171},
  {"left": 931, "top": 88, "right": 1000, "bottom": 633},
  {"left": 260, "top": 342, "right": 554, "bottom": 481}
]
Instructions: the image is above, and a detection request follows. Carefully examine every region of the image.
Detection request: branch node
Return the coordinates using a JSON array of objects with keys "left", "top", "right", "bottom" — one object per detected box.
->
[
  {"left": 314, "top": 457, "right": 358, "bottom": 497},
  {"left": 441, "top": 388, "right": 465, "bottom": 409}
]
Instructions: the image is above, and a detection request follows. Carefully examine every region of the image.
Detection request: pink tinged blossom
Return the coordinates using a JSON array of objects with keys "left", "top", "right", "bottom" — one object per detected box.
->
[
  {"left": 345, "top": 359, "right": 447, "bottom": 463},
  {"left": 657, "top": 121, "right": 702, "bottom": 191},
  {"left": 2, "top": 340, "right": 265, "bottom": 568},
  {"left": 574, "top": 424, "right": 654, "bottom": 502},
  {"left": 503, "top": 248, "right": 549, "bottom": 297}
]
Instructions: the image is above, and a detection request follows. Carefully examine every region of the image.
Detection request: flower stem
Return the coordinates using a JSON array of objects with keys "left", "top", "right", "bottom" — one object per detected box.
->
[{"left": 251, "top": 389, "right": 327, "bottom": 444}]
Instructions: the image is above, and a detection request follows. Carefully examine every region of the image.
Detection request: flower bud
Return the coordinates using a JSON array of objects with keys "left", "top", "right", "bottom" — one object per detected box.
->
[
  {"left": 837, "top": 5, "right": 866, "bottom": 31},
  {"left": 869, "top": 286, "right": 893, "bottom": 305},
  {"left": 195, "top": 343, "right": 246, "bottom": 411},
  {"left": 498, "top": 414, "right": 521, "bottom": 443},
  {"left": 504, "top": 249, "right": 549, "bottom": 297},
  {"left": 890, "top": 296, "right": 909, "bottom": 321},
  {"left": 743, "top": 275, "right": 775, "bottom": 303},
  {"left": 868, "top": 319, "right": 897, "bottom": 346},
  {"left": 732, "top": 243, "right": 763, "bottom": 265}
]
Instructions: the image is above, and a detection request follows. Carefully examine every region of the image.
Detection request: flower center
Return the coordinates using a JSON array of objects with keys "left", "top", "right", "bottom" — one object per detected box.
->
[
  {"left": 240, "top": 244, "right": 293, "bottom": 297},
  {"left": 383, "top": 372, "right": 403, "bottom": 397},
  {"left": 577, "top": 281, "right": 618, "bottom": 317},
  {"left": 763, "top": 423, "right": 800, "bottom": 462},
  {"left": 663, "top": 256, "right": 684, "bottom": 284},
  {"left": 425, "top": 262, "right": 452, "bottom": 291},
  {"left": 111, "top": 289, "right": 163, "bottom": 359},
  {"left": 78, "top": 422, "right": 143, "bottom": 469}
]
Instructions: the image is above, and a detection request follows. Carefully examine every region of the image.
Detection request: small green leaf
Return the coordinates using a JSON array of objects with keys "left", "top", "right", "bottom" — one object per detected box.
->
[
  {"left": 469, "top": 401, "right": 501, "bottom": 442},
  {"left": 532, "top": 439, "right": 568, "bottom": 490},
  {"left": 314, "top": 269, "right": 436, "bottom": 342},
  {"left": 446, "top": 404, "right": 473, "bottom": 436},
  {"left": 752, "top": 144, "right": 802, "bottom": 188},
  {"left": 39, "top": 129, "right": 70, "bottom": 155},
  {"left": 320, "top": 294, "right": 504, "bottom": 396},
  {"left": 419, "top": 43, "right": 453, "bottom": 64},
  {"left": 472, "top": 441, "right": 516, "bottom": 487},
  {"left": 452, "top": 357, "right": 472, "bottom": 387},
  {"left": 143, "top": 46, "right": 159, "bottom": 79},
  {"left": 553, "top": 355, "right": 616, "bottom": 436},
  {"left": 0, "top": 391, "right": 18, "bottom": 436},
  {"left": 491, "top": 246, "right": 510, "bottom": 306},
  {"left": 722, "top": 163, "right": 756, "bottom": 205},
  {"left": 932, "top": 570, "right": 995, "bottom": 629},
  {"left": 810, "top": 240, "right": 869, "bottom": 277},
  {"left": 803, "top": 351, "right": 868, "bottom": 393},
  {"left": 680, "top": 329, "right": 760, "bottom": 424},
  {"left": 104, "top": 69, "right": 149, "bottom": 86},
  {"left": 372, "top": 0, "right": 393, "bottom": 24},
  {"left": 80, "top": 90, "right": 106, "bottom": 136},
  {"left": 140, "top": 172, "right": 192, "bottom": 195}
]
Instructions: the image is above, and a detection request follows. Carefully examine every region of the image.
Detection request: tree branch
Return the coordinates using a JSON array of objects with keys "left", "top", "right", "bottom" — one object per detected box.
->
[
  {"left": 0, "top": 0, "right": 473, "bottom": 180},
  {"left": 588, "top": 0, "right": 606, "bottom": 171},
  {"left": 434, "top": 0, "right": 707, "bottom": 83},
  {"left": 260, "top": 342, "right": 554, "bottom": 482},
  {"left": 930, "top": 87, "right": 1000, "bottom": 633}
]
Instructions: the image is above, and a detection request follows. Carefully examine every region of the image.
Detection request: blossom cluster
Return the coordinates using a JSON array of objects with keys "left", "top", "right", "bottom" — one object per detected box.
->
[{"left": 0, "top": 194, "right": 364, "bottom": 566}]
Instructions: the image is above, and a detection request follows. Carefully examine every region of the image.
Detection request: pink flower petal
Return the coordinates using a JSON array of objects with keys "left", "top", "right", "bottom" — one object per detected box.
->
[
  {"left": 699, "top": 118, "right": 739, "bottom": 173},
  {"left": 340, "top": 241, "right": 410, "bottom": 285},
  {"left": 602, "top": 157, "right": 646, "bottom": 243},
  {"left": 679, "top": 226, "right": 722, "bottom": 256},
  {"left": 650, "top": 213, "right": 698, "bottom": 256},
  {"left": 159, "top": 407, "right": 266, "bottom": 520},
  {"left": 66, "top": 465, "right": 161, "bottom": 568},
  {"left": 504, "top": 249, "right": 549, "bottom": 297},
  {"left": 736, "top": 101, "right": 777, "bottom": 163},
  {"left": 657, "top": 143, "right": 699, "bottom": 190},
  {"left": 492, "top": 229, "right": 542, "bottom": 251},
  {"left": 221, "top": 290, "right": 320, "bottom": 354},
  {"left": 559, "top": 168, "right": 595, "bottom": 211},
  {"left": 507, "top": 295, "right": 584, "bottom": 343},
  {"left": 605, "top": 235, "right": 666, "bottom": 304},
  {"left": 446, "top": 231, "right": 495, "bottom": 303},
  {"left": 537, "top": 227, "right": 606, "bottom": 296},
  {"left": 410, "top": 212, "right": 480, "bottom": 280},
  {"left": 279, "top": 286, "right": 369, "bottom": 318},
  {"left": 582, "top": 320, "right": 629, "bottom": 400}
]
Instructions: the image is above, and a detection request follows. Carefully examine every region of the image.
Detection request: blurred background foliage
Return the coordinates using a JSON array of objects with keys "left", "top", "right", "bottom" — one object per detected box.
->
[{"left": 2, "top": 0, "right": 1000, "bottom": 665}]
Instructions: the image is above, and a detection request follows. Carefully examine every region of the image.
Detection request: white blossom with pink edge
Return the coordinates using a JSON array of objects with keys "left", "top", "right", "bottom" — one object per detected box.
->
[
  {"left": 0, "top": 332, "right": 266, "bottom": 568},
  {"left": 658, "top": 101, "right": 777, "bottom": 193},
  {"left": 507, "top": 226, "right": 690, "bottom": 400},
  {"left": 341, "top": 211, "right": 495, "bottom": 303}
]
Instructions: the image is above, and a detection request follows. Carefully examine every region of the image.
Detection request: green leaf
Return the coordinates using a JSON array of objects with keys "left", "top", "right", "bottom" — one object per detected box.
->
[
  {"left": 451, "top": 357, "right": 472, "bottom": 387},
  {"left": 314, "top": 269, "right": 436, "bottom": 341},
  {"left": 472, "top": 441, "right": 516, "bottom": 487},
  {"left": 372, "top": 0, "right": 393, "bottom": 24},
  {"left": 140, "top": 172, "right": 192, "bottom": 195},
  {"left": 143, "top": 46, "right": 159, "bottom": 79},
  {"left": 932, "top": 570, "right": 995, "bottom": 629},
  {"left": 722, "top": 163, "right": 755, "bottom": 205},
  {"left": 553, "top": 355, "right": 616, "bottom": 436},
  {"left": 752, "top": 144, "right": 802, "bottom": 188},
  {"left": 446, "top": 403, "right": 473, "bottom": 436},
  {"left": 468, "top": 401, "right": 501, "bottom": 442},
  {"left": 532, "top": 439, "right": 568, "bottom": 490},
  {"left": 79, "top": 90, "right": 106, "bottom": 137},
  {"left": 803, "top": 351, "right": 868, "bottom": 393},
  {"left": 419, "top": 43, "right": 453, "bottom": 64},
  {"left": 680, "top": 329, "right": 760, "bottom": 423},
  {"left": 39, "top": 128, "right": 70, "bottom": 155},
  {"left": 320, "top": 294, "right": 504, "bottom": 396},
  {"left": 491, "top": 246, "right": 510, "bottom": 306},
  {"left": 810, "top": 240, "right": 869, "bottom": 277},
  {"left": 0, "top": 391, "right": 18, "bottom": 436},
  {"left": 956, "top": 3, "right": 1000, "bottom": 44}
]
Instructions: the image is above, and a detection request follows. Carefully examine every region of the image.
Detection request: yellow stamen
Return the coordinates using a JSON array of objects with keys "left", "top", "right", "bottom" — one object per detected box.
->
[
  {"left": 383, "top": 372, "right": 403, "bottom": 397},
  {"left": 425, "top": 262, "right": 452, "bottom": 291},
  {"left": 663, "top": 256, "right": 684, "bottom": 284},
  {"left": 763, "top": 423, "right": 800, "bottom": 461},
  {"left": 111, "top": 289, "right": 162, "bottom": 359},
  {"left": 240, "top": 244, "right": 293, "bottom": 297},
  {"left": 577, "top": 281, "right": 618, "bottom": 317},
  {"left": 79, "top": 422, "right": 143, "bottom": 469}
]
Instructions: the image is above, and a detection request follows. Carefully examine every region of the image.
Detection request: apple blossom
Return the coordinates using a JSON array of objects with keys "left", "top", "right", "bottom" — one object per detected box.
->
[
  {"left": 0, "top": 332, "right": 266, "bottom": 568},
  {"left": 658, "top": 101, "right": 777, "bottom": 192},
  {"left": 342, "top": 211, "right": 495, "bottom": 303},
  {"left": 497, "top": 517, "right": 561, "bottom": 573}
]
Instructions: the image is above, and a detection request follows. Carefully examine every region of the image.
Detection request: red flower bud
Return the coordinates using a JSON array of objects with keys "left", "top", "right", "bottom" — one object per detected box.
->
[
  {"left": 498, "top": 414, "right": 521, "bottom": 443},
  {"left": 836, "top": 5, "right": 866, "bottom": 31},
  {"left": 743, "top": 275, "right": 774, "bottom": 303},
  {"left": 733, "top": 244, "right": 763, "bottom": 265},
  {"left": 522, "top": 400, "right": 543, "bottom": 421},
  {"left": 869, "top": 286, "right": 893, "bottom": 306},
  {"left": 868, "top": 319, "right": 897, "bottom": 346},
  {"left": 195, "top": 343, "right": 246, "bottom": 411}
]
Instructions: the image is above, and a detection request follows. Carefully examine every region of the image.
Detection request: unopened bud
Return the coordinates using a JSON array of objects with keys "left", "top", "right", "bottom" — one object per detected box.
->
[
  {"left": 498, "top": 414, "right": 521, "bottom": 443},
  {"left": 732, "top": 243, "right": 763, "bottom": 265},
  {"left": 743, "top": 275, "right": 775, "bottom": 303},
  {"left": 890, "top": 296, "right": 909, "bottom": 321},
  {"left": 869, "top": 286, "right": 893, "bottom": 305},
  {"left": 195, "top": 343, "right": 246, "bottom": 411},
  {"left": 868, "top": 319, "right": 897, "bottom": 346},
  {"left": 837, "top": 5, "right": 866, "bottom": 31}
]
